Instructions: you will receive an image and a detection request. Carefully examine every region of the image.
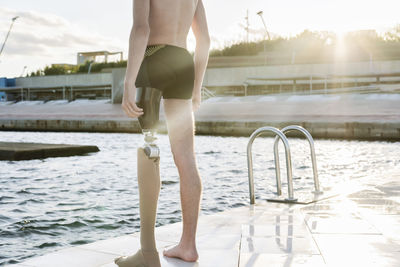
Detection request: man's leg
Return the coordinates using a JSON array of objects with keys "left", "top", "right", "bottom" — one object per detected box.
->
[
  {"left": 115, "top": 86, "right": 162, "bottom": 267},
  {"left": 162, "top": 98, "right": 202, "bottom": 262},
  {"left": 115, "top": 149, "right": 162, "bottom": 267}
]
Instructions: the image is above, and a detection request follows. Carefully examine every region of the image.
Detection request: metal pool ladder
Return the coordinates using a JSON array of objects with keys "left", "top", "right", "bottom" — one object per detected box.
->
[{"left": 247, "top": 125, "right": 323, "bottom": 204}]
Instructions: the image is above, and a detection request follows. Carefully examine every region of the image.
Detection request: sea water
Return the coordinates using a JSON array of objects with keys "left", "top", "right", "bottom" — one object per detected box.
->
[{"left": 1, "top": 131, "right": 399, "bottom": 265}]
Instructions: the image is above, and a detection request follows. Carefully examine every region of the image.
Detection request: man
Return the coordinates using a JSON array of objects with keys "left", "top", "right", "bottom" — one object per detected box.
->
[{"left": 116, "top": 0, "right": 210, "bottom": 265}]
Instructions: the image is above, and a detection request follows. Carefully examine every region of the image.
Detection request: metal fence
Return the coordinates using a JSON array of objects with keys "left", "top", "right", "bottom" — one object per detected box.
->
[{"left": 0, "top": 84, "right": 112, "bottom": 102}]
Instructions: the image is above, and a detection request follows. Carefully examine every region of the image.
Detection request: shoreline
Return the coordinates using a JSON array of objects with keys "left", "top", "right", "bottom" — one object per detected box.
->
[
  {"left": 1, "top": 118, "right": 399, "bottom": 141},
  {"left": 1, "top": 94, "right": 399, "bottom": 141}
]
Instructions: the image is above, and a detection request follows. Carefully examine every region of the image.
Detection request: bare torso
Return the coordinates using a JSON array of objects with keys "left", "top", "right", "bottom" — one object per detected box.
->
[{"left": 147, "top": 0, "right": 199, "bottom": 49}]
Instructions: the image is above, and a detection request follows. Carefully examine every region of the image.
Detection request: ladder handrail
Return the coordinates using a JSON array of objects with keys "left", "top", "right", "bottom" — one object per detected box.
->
[
  {"left": 201, "top": 86, "right": 215, "bottom": 100},
  {"left": 247, "top": 127, "right": 297, "bottom": 204},
  {"left": 273, "top": 125, "right": 322, "bottom": 194}
]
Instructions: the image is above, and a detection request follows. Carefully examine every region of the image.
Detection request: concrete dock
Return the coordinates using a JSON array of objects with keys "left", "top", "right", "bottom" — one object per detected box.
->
[
  {"left": 0, "top": 142, "right": 99, "bottom": 160},
  {"left": 0, "top": 93, "right": 399, "bottom": 140},
  {"left": 11, "top": 171, "right": 400, "bottom": 266}
]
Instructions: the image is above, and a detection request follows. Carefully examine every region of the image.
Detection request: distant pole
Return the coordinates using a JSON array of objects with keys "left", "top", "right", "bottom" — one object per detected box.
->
[
  {"left": 245, "top": 10, "right": 249, "bottom": 43},
  {"left": 292, "top": 50, "right": 296, "bottom": 64},
  {"left": 0, "top": 16, "right": 19, "bottom": 59},
  {"left": 20, "top": 66, "right": 27, "bottom": 77},
  {"left": 256, "top": 11, "right": 271, "bottom": 41},
  {"left": 88, "top": 61, "right": 94, "bottom": 74},
  {"left": 369, "top": 52, "right": 373, "bottom": 73},
  {"left": 257, "top": 11, "right": 270, "bottom": 65},
  {"left": 243, "top": 82, "right": 249, "bottom": 96}
]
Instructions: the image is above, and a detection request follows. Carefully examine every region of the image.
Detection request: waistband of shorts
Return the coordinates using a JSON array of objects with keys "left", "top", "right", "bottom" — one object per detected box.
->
[
  {"left": 145, "top": 43, "right": 190, "bottom": 56},
  {"left": 145, "top": 44, "right": 166, "bottom": 57}
]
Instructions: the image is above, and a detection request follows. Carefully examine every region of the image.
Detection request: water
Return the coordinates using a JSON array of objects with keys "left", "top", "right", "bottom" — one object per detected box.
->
[{"left": 0, "top": 131, "right": 399, "bottom": 265}]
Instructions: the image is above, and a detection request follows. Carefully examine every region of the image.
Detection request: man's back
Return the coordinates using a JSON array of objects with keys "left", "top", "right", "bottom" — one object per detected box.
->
[{"left": 147, "top": 0, "right": 199, "bottom": 49}]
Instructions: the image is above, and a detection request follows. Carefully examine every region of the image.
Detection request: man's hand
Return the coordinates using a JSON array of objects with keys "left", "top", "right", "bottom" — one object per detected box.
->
[
  {"left": 192, "top": 90, "right": 201, "bottom": 112},
  {"left": 122, "top": 84, "right": 144, "bottom": 118}
]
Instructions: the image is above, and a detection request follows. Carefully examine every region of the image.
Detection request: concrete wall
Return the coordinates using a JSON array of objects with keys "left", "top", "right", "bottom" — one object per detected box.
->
[
  {"left": 203, "top": 60, "right": 400, "bottom": 87},
  {"left": 111, "top": 68, "right": 126, "bottom": 104},
  {"left": 15, "top": 73, "right": 112, "bottom": 87},
  {"left": 1, "top": 119, "right": 399, "bottom": 141}
]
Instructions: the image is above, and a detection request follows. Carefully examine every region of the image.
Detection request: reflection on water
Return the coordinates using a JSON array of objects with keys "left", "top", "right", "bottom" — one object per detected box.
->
[{"left": 0, "top": 131, "right": 399, "bottom": 265}]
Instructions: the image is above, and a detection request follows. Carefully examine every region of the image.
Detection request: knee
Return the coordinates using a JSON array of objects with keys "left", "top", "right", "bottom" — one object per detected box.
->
[{"left": 171, "top": 148, "right": 195, "bottom": 167}]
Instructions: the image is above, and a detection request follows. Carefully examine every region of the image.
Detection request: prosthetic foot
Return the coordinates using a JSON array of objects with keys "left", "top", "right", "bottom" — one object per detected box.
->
[{"left": 115, "top": 87, "right": 162, "bottom": 267}]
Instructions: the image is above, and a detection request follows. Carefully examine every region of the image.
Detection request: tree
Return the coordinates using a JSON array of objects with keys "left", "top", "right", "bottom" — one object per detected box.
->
[
  {"left": 44, "top": 65, "right": 67, "bottom": 76},
  {"left": 384, "top": 24, "right": 400, "bottom": 41}
]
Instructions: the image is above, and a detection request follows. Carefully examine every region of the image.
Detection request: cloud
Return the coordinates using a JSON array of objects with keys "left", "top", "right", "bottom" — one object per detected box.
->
[{"left": 0, "top": 7, "right": 125, "bottom": 62}]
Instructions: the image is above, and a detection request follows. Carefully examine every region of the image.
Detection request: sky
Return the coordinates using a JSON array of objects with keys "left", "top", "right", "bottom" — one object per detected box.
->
[{"left": 0, "top": 0, "right": 399, "bottom": 78}]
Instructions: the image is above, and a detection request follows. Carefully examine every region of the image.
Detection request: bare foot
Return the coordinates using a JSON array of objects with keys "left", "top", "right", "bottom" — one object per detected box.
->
[
  {"left": 163, "top": 243, "right": 198, "bottom": 262},
  {"left": 114, "top": 249, "right": 160, "bottom": 267}
]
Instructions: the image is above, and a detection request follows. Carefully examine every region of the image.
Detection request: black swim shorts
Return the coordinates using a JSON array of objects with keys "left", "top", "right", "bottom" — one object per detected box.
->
[{"left": 135, "top": 44, "right": 195, "bottom": 99}]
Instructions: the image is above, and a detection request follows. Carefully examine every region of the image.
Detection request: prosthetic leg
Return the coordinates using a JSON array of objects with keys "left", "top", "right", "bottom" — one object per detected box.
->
[{"left": 115, "top": 87, "right": 162, "bottom": 267}]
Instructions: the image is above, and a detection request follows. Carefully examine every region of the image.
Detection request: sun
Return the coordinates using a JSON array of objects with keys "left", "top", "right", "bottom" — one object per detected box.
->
[{"left": 333, "top": 32, "right": 346, "bottom": 60}]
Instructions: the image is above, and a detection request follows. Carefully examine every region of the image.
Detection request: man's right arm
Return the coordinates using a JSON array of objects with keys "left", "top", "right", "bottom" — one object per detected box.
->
[
  {"left": 122, "top": 0, "right": 150, "bottom": 118},
  {"left": 191, "top": 0, "right": 210, "bottom": 111}
]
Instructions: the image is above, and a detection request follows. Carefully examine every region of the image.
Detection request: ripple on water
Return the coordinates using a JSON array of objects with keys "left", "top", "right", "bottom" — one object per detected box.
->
[
  {"left": 9, "top": 176, "right": 29, "bottom": 180},
  {"left": 83, "top": 218, "right": 103, "bottom": 224},
  {"left": 161, "top": 180, "right": 178, "bottom": 185},
  {"left": 297, "top": 165, "right": 310, "bottom": 169},
  {"left": 58, "top": 221, "right": 88, "bottom": 228},
  {"left": 56, "top": 202, "right": 86, "bottom": 206},
  {"left": 95, "top": 224, "right": 120, "bottom": 230},
  {"left": 70, "top": 240, "right": 91, "bottom": 245},
  {"left": 230, "top": 203, "right": 246, "bottom": 208},
  {"left": 33, "top": 178, "right": 47, "bottom": 182},
  {"left": 18, "top": 199, "right": 44, "bottom": 205},
  {"left": 204, "top": 150, "right": 221, "bottom": 154},
  {"left": 0, "top": 196, "right": 14, "bottom": 202},
  {"left": 17, "top": 189, "right": 31, "bottom": 194},
  {"left": 36, "top": 242, "right": 58, "bottom": 249},
  {"left": 229, "top": 169, "right": 243, "bottom": 174},
  {"left": 17, "top": 168, "right": 39, "bottom": 172},
  {"left": 10, "top": 208, "right": 25, "bottom": 213},
  {"left": 15, "top": 220, "right": 88, "bottom": 232}
]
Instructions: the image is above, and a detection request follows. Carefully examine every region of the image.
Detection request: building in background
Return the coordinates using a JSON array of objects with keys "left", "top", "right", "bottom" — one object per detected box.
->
[{"left": 77, "top": 51, "right": 123, "bottom": 65}]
